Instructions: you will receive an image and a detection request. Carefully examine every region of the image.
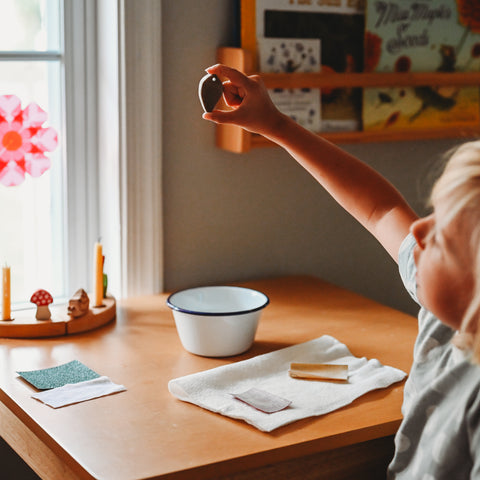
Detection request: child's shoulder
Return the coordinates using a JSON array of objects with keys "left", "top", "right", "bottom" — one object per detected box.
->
[{"left": 398, "top": 233, "right": 417, "bottom": 302}]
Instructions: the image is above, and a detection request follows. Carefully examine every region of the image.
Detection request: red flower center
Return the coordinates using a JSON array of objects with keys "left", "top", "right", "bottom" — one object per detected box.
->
[{"left": 2, "top": 130, "right": 22, "bottom": 151}]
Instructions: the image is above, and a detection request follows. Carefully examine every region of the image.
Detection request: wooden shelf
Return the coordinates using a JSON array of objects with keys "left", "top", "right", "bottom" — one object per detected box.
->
[{"left": 216, "top": 47, "right": 480, "bottom": 153}]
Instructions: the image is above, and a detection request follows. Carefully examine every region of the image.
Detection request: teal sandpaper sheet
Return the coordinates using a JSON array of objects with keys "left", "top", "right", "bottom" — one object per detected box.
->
[{"left": 17, "top": 360, "right": 100, "bottom": 390}]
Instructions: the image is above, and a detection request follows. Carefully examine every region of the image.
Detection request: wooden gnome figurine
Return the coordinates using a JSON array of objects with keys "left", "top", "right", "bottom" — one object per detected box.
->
[
  {"left": 67, "top": 288, "right": 90, "bottom": 318},
  {"left": 30, "top": 289, "right": 53, "bottom": 321}
]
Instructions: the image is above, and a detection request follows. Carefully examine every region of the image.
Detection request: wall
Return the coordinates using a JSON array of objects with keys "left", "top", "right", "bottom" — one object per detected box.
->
[{"left": 161, "top": 0, "right": 468, "bottom": 316}]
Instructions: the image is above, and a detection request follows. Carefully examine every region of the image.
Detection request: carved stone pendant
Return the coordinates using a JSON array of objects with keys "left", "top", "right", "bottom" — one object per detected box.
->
[{"left": 198, "top": 73, "right": 223, "bottom": 112}]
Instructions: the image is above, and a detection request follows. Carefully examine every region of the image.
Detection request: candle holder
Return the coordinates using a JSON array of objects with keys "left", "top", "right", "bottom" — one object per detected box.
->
[{"left": 0, "top": 294, "right": 116, "bottom": 339}]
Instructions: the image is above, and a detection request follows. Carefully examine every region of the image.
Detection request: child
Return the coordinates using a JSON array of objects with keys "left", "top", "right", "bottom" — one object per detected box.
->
[{"left": 203, "top": 64, "right": 480, "bottom": 479}]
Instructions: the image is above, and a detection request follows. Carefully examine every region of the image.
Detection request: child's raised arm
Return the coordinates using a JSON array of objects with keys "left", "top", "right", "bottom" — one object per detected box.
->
[{"left": 203, "top": 64, "right": 418, "bottom": 262}]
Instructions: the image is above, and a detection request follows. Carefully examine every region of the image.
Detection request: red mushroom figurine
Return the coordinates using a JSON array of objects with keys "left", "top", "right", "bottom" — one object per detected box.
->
[{"left": 30, "top": 289, "right": 53, "bottom": 321}]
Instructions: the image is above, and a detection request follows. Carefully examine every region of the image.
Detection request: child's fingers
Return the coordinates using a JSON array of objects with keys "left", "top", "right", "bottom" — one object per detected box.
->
[
  {"left": 202, "top": 110, "right": 239, "bottom": 124},
  {"left": 222, "top": 83, "right": 244, "bottom": 107},
  {"left": 202, "top": 65, "right": 272, "bottom": 129},
  {"left": 203, "top": 106, "right": 250, "bottom": 125},
  {"left": 206, "top": 64, "right": 250, "bottom": 88}
]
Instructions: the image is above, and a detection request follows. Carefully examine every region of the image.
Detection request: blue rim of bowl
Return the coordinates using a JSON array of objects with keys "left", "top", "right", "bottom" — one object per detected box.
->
[{"left": 166, "top": 286, "right": 270, "bottom": 317}]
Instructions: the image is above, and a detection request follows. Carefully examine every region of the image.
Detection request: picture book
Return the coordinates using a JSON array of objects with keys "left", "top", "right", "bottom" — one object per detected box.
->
[
  {"left": 363, "top": 0, "right": 480, "bottom": 131},
  {"left": 248, "top": 0, "right": 365, "bottom": 132}
]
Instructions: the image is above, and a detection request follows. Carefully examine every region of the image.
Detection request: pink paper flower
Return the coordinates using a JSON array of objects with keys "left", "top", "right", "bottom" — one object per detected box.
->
[{"left": 0, "top": 95, "right": 58, "bottom": 187}]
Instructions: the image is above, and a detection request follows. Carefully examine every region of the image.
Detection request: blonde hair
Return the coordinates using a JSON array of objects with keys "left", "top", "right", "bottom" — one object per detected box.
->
[{"left": 431, "top": 140, "right": 480, "bottom": 363}]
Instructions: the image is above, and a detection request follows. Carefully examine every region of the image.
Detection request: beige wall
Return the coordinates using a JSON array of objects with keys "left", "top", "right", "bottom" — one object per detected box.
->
[{"left": 161, "top": 0, "right": 468, "bottom": 316}]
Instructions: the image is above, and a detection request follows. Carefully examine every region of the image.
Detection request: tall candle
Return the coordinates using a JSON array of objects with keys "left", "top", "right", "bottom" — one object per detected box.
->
[
  {"left": 93, "top": 242, "right": 103, "bottom": 307},
  {"left": 2, "top": 265, "right": 11, "bottom": 320}
]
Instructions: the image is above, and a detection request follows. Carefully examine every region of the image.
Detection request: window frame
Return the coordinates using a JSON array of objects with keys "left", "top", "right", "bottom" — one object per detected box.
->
[
  {"left": 65, "top": 0, "right": 163, "bottom": 299},
  {"left": 117, "top": 0, "right": 163, "bottom": 297},
  {"left": 64, "top": 0, "right": 101, "bottom": 297}
]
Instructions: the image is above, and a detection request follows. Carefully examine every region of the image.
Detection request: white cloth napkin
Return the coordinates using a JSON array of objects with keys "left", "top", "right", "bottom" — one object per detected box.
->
[
  {"left": 32, "top": 376, "right": 126, "bottom": 408},
  {"left": 168, "top": 335, "right": 407, "bottom": 432}
]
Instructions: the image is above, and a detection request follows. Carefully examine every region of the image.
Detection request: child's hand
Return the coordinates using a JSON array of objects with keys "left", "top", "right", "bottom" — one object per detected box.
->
[{"left": 202, "top": 64, "right": 285, "bottom": 138}]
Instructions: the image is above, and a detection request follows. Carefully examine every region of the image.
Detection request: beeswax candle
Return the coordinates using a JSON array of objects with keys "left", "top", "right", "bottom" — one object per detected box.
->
[
  {"left": 2, "top": 265, "right": 11, "bottom": 320},
  {"left": 93, "top": 242, "right": 103, "bottom": 307}
]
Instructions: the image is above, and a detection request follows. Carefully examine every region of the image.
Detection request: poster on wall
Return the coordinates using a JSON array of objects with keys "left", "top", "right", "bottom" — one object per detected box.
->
[{"left": 241, "top": 0, "right": 365, "bottom": 132}]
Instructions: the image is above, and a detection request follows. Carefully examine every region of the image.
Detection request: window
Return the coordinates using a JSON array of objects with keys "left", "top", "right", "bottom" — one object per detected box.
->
[
  {"left": 0, "top": 0, "right": 163, "bottom": 311},
  {"left": 0, "top": 0, "right": 66, "bottom": 306},
  {"left": 0, "top": 0, "right": 106, "bottom": 309}
]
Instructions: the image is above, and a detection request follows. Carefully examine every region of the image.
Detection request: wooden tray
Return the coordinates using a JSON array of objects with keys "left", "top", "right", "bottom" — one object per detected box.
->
[{"left": 0, "top": 296, "right": 116, "bottom": 338}]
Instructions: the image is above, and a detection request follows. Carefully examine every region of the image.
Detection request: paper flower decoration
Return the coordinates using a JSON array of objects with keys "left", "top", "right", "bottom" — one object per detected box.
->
[{"left": 0, "top": 95, "right": 58, "bottom": 187}]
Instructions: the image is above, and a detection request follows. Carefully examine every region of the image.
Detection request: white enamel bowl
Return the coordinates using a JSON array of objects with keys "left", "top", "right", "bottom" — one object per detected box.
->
[{"left": 166, "top": 286, "right": 269, "bottom": 357}]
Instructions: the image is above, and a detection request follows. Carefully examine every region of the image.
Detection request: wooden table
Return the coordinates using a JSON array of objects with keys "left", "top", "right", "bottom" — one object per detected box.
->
[{"left": 0, "top": 276, "right": 417, "bottom": 480}]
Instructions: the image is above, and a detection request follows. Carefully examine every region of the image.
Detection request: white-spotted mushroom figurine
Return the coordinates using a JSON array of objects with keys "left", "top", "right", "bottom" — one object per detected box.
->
[
  {"left": 30, "top": 289, "right": 53, "bottom": 321},
  {"left": 67, "top": 288, "right": 90, "bottom": 318}
]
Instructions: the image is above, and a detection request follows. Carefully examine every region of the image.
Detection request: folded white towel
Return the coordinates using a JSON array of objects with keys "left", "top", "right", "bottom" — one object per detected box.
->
[
  {"left": 169, "top": 335, "right": 406, "bottom": 432},
  {"left": 32, "top": 376, "right": 126, "bottom": 408}
]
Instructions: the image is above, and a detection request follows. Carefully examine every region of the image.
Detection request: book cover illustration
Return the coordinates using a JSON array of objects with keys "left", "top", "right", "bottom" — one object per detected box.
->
[
  {"left": 258, "top": 37, "right": 321, "bottom": 131},
  {"left": 363, "top": 0, "right": 480, "bottom": 131},
  {"left": 252, "top": 0, "right": 365, "bottom": 132}
]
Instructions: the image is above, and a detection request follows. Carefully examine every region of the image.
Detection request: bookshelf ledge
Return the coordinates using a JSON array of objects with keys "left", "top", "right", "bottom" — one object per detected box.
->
[{"left": 215, "top": 47, "right": 480, "bottom": 153}]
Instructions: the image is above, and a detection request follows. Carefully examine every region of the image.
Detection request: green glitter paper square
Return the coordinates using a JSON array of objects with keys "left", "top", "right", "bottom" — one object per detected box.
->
[{"left": 17, "top": 360, "right": 100, "bottom": 390}]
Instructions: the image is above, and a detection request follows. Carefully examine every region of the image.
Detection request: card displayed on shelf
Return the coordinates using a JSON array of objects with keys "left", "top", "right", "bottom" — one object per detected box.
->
[
  {"left": 363, "top": 0, "right": 480, "bottom": 132},
  {"left": 269, "top": 88, "right": 321, "bottom": 132},
  {"left": 258, "top": 37, "right": 321, "bottom": 132},
  {"left": 258, "top": 37, "right": 321, "bottom": 74}
]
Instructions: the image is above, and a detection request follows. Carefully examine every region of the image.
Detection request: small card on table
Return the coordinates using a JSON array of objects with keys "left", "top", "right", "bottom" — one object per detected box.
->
[
  {"left": 17, "top": 360, "right": 100, "bottom": 390},
  {"left": 232, "top": 387, "right": 291, "bottom": 414}
]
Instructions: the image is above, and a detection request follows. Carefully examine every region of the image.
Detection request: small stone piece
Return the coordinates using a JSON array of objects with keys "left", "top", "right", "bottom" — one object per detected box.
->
[{"left": 198, "top": 73, "right": 223, "bottom": 112}]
